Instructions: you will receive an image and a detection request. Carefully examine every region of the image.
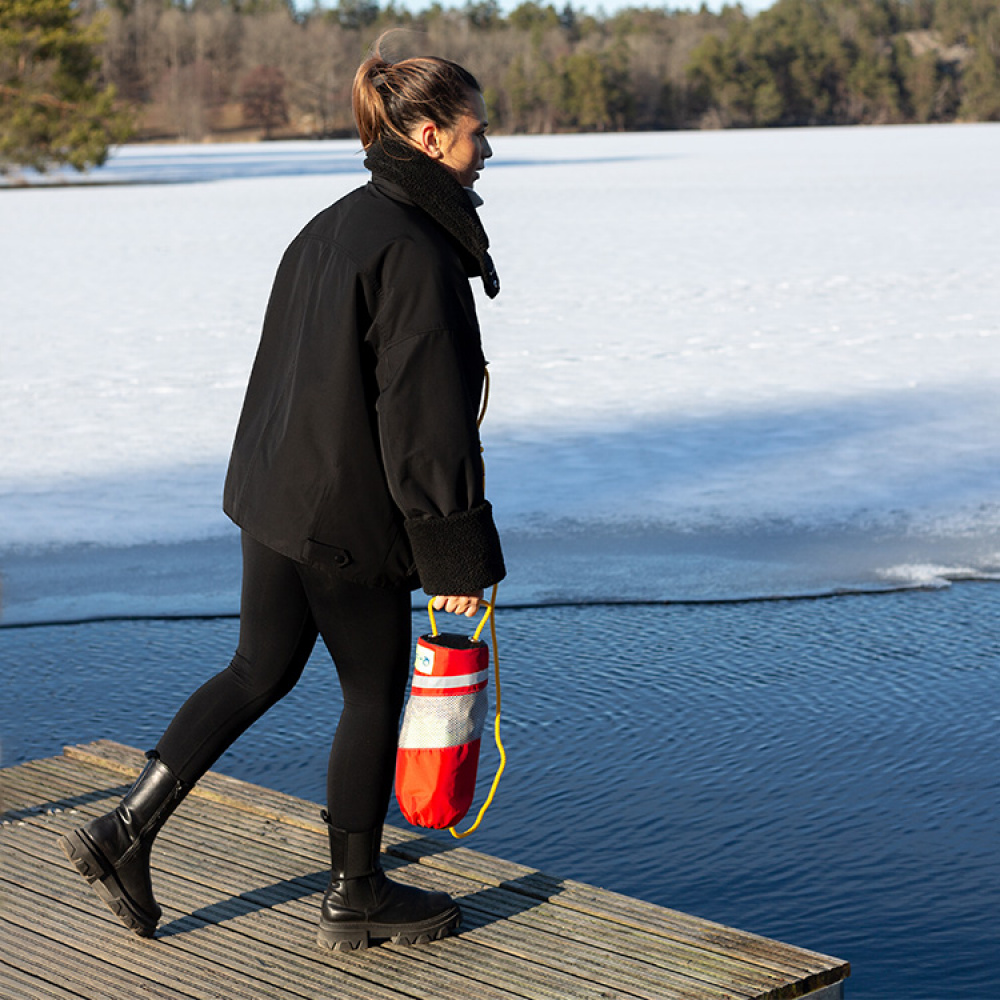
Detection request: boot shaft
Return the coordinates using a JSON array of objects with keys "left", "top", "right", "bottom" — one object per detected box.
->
[
  {"left": 117, "top": 753, "right": 188, "bottom": 845},
  {"left": 321, "top": 810, "right": 382, "bottom": 880}
]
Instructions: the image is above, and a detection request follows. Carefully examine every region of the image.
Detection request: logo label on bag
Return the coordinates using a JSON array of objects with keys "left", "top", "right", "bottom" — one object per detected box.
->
[{"left": 415, "top": 645, "right": 436, "bottom": 674}]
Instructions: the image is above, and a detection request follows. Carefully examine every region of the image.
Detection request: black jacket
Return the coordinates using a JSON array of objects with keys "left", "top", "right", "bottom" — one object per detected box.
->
[{"left": 223, "top": 176, "right": 505, "bottom": 594}]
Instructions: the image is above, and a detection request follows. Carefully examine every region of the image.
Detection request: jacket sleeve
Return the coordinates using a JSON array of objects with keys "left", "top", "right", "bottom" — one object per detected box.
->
[{"left": 373, "top": 239, "right": 505, "bottom": 596}]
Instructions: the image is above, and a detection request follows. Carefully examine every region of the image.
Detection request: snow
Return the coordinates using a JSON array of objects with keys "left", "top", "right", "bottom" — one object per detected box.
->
[{"left": 2, "top": 125, "right": 999, "bottom": 621}]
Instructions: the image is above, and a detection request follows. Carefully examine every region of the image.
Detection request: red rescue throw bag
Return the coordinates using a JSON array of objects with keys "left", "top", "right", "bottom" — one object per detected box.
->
[{"left": 395, "top": 630, "right": 489, "bottom": 830}]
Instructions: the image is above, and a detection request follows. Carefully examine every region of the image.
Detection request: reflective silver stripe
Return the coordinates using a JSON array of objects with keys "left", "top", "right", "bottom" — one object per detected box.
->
[
  {"left": 398, "top": 689, "right": 489, "bottom": 749},
  {"left": 411, "top": 669, "right": 489, "bottom": 691}
]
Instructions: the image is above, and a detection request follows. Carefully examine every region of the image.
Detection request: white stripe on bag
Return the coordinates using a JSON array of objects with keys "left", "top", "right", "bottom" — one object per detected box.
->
[{"left": 412, "top": 670, "right": 489, "bottom": 691}]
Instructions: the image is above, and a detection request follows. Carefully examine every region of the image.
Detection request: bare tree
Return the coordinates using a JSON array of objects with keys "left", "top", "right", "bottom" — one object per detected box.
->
[
  {"left": 288, "top": 18, "right": 357, "bottom": 137},
  {"left": 241, "top": 65, "right": 289, "bottom": 138}
]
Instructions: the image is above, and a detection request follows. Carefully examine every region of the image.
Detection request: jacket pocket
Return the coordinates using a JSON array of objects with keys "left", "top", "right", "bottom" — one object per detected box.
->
[{"left": 305, "top": 539, "right": 353, "bottom": 569}]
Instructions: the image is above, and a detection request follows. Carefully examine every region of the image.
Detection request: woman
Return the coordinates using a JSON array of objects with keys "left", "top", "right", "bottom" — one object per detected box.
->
[{"left": 59, "top": 43, "right": 505, "bottom": 953}]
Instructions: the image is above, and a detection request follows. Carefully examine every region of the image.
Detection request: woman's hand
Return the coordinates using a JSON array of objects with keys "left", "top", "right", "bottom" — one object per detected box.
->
[{"left": 432, "top": 592, "right": 484, "bottom": 618}]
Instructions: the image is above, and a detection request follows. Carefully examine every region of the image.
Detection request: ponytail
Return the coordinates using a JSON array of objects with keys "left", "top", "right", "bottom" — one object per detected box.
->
[{"left": 352, "top": 36, "right": 481, "bottom": 150}]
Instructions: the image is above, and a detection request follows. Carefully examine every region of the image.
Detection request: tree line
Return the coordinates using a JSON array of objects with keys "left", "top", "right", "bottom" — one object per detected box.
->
[{"left": 3, "top": 0, "right": 999, "bottom": 173}]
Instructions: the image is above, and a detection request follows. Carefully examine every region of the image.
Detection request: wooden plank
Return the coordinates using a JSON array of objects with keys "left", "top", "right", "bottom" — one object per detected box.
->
[
  {"left": 2, "top": 850, "right": 413, "bottom": 1000},
  {"left": 1, "top": 917, "right": 200, "bottom": 1000},
  {"left": 7, "top": 797, "right": 828, "bottom": 1000},
  {"left": 0, "top": 959, "right": 90, "bottom": 1000},
  {"left": 8, "top": 810, "right": 630, "bottom": 1000},
  {"left": 5, "top": 815, "right": 439, "bottom": 1000},
  {"left": 3, "top": 758, "right": 848, "bottom": 995},
  {"left": 2, "top": 870, "right": 272, "bottom": 1000},
  {"left": 2, "top": 745, "right": 849, "bottom": 1000},
  {"left": 4, "top": 817, "right": 457, "bottom": 1000},
  {"left": 6, "top": 802, "right": 700, "bottom": 1000},
  {"left": 390, "top": 838, "right": 842, "bottom": 981},
  {"left": 63, "top": 740, "right": 324, "bottom": 831},
  {"left": 56, "top": 743, "right": 845, "bottom": 973},
  {"left": 5, "top": 767, "right": 767, "bottom": 999}
]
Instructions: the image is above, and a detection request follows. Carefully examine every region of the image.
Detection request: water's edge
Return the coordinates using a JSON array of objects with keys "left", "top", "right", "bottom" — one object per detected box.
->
[{"left": 3, "top": 526, "right": 999, "bottom": 627}]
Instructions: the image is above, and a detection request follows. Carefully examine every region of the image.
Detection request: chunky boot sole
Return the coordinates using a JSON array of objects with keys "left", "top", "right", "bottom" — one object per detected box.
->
[
  {"left": 58, "top": 830, "right": 159, "bottom": 938},
  {"left": 317, "top": 903, "right": 461, "bottom": 953}
]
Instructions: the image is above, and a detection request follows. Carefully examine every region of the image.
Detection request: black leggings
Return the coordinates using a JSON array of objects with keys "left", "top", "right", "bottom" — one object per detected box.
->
[{"left": 156, "top": 532, "right": 412, "bottom": 832}]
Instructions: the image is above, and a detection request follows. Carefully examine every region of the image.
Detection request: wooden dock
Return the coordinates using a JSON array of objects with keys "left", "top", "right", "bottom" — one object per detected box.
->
[{"left": 2, "top": 741, "right": 849, "bottom": 999}]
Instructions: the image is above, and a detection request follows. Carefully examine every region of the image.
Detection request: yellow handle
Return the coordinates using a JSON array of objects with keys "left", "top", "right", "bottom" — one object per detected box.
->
[{"left": 426, "top": 595, "right": 493, "bottom": 642}]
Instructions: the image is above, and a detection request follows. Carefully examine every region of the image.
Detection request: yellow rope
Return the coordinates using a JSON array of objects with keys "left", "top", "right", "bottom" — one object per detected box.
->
[
  {"left": 443, "top": 368, "right": 506, "bottom": 838},
  {"left": 448, "top": 583, "right": 504, "bottom": 839}
]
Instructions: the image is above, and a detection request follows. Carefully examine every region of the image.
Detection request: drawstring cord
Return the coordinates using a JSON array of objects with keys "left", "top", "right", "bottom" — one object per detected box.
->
[{"left": 477, "top": 366, "right": 490, "bottom": 427}]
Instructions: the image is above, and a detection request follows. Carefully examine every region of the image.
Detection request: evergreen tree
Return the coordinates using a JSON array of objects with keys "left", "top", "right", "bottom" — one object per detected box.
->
[
  {"left": 958, "top": 13, "right": 1000, "bottom": 120},
  {"left": 0, "top": 0, "right": 133, "bottom": 173}
]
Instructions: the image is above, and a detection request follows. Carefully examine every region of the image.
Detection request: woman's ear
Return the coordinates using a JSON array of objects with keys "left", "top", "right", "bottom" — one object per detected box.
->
[{"left": 413, "top": 119, "right": 445, "bottom": 160}]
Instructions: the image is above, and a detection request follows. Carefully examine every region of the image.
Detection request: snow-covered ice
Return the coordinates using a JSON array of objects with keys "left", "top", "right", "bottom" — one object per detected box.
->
[{"left": 2, "top": 125, "right": 999, "bottom": 621}]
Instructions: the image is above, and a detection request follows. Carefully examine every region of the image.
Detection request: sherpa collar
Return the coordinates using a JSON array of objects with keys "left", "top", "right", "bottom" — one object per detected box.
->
[{"left": 364, "top": 136, "right": 500, "bottom": 299}]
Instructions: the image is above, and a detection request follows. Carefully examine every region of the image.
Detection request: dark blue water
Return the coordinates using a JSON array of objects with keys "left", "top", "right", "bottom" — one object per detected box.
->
[{"left": 3, "top": 583, "right": 998, "bottom": 998}]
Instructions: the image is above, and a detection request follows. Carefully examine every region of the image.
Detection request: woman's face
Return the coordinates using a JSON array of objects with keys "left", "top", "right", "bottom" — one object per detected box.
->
[{"left": 437, "top": 90, "right": 492, "bottom": 189}]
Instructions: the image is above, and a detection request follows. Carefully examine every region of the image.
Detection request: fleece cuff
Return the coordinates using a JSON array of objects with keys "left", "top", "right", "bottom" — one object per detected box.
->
[{"left": 405, "top": 502, "right": 506, "bottom": 596}]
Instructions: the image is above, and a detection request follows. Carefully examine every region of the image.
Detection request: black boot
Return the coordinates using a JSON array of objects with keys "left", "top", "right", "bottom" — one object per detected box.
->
[
  {"left": 317, "top": 811, "right": 461, "bottom": 952},
  {"left": 58, "top": 752, "right": 188, "bottom": 937}
]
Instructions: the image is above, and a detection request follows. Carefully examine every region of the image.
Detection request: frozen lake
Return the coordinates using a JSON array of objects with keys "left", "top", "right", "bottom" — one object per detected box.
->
[
  {"left": 2, "top": 125, "right": 1000, "bottom": 622},
  {"left": 2, "top": 126, "right": 999, "bottom": 1000}
]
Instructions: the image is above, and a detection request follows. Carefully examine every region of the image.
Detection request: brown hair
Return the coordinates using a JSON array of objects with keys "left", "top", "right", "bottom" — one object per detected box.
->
[{"left": 352, "top": 37, "right": 481, "bottom": 150}]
